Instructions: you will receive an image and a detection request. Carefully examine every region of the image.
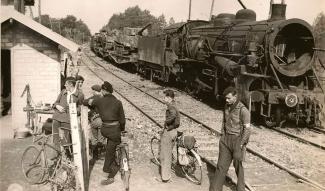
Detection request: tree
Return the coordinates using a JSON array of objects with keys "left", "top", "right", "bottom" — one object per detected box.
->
[
  {"left": 157, "top": 14, "right": 167, "bottom": 29},
  {"left": 34, "top": 14, "right": 91, "bottom": 44},
  {"left": 313, "top": 12, "right": 325, "bottom": 72},
  {"left": 169, "top": 17, "right": 176, "bottom": 26},
  {"left": 102, "top": 6, "right": 157, "bottom": 30},
  {"left": 313, "top": 12, "right": 325, "bottom": 46},
  {"left": 101, "top": 6, "right": 167, "bottom": 33}
]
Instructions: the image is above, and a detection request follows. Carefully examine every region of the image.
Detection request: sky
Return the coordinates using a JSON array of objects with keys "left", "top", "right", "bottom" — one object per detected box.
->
[{"left": 28, "top": 0, "right": 325, "bottom": 34}]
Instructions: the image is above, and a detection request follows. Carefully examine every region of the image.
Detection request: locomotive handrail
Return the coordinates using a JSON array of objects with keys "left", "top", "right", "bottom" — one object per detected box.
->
[{"left": 210, "top": 51, "right": 244, "bottom": 57}]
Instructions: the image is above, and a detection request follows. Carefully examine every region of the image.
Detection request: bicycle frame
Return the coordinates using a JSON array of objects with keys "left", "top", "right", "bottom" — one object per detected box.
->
[
  {"left": 116, "top": 131, "right": 130, "bottom": 191},
  {"left": 151, "top": 131, "right": 203, "bottom": 184},
  {"left": 25, "top": 133, "right": 77, "bottom": 188}
]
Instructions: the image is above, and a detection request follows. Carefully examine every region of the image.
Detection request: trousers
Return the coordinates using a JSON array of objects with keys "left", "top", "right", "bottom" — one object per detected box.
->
[
  {"left": 160, "top": 128, "right": 177, "bottom": 181},
  {"left": 50, "top": 120, "right": 71, "bottom": 159},
  {"left": 210, "top": 133, "right": 245, "bottom": 191},
  {"left": 101, "top": 124, "right": 121, "bottom": 178},
  {"left": 90, "top": 117, "right": 105, "bottom": 145}
]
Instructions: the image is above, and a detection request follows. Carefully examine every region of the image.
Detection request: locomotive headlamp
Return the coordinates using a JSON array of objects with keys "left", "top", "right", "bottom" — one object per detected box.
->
[{"left": 285, "top": 93, "right": 298, "bottom": 107}]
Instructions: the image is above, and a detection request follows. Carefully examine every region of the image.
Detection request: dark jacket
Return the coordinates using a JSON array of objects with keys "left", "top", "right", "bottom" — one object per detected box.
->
[
  {"left": 164, "top": 101, "right": 180, "bottom": 131},
  {"left": 52, "top": 89, "right": 84, "bottom": 123},
  {"left": 83, "top": 94, "right": 101, "bottom": 121},
  {"left": 91, "top": 94, "right": 126, "bottom": 131}
]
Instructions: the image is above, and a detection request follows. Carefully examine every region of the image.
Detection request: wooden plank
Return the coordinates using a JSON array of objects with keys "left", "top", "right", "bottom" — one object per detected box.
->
[
  {"left": 81, "top": 106, "right": 90, "bottom": 191},
  {"left": 69, "top": 103, "right": 85, "bottom": 191}
]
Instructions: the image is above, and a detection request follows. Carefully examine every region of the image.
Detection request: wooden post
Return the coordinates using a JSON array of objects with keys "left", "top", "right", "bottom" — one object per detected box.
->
[
  {"left": 38, "top": 0, "right": 42, "bottom": 23},
  {"left": 209, "top": 0, "right": 215, "bottom": 20},
  {"left": 188, "top": 0, "right": 192, "bottom": 20},
  {"left": 81, "top": 106, "right": 90, "bottom": 190},
  {"left": 69, "top": 103, "right": 86, "bottom": 191}
]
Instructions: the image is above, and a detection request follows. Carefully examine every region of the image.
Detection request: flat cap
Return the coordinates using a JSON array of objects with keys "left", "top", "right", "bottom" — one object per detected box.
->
[
  {"left": 102, "top": 81, "right": 113, "bottom": 93},
  {"left": 65, "top": 76, "right": 76, "bottom": 83},
  {"left": 76, "top": 75, "right": 84, "bottom": 81},
  {"left": 91, "top": 84, "right": 101, "bottom": 92}
]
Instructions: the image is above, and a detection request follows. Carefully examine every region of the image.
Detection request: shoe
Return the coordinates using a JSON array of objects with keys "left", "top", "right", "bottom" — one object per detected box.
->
[
  {"left": 101, "top": 178, "right": 114, "bottom": 185},
  {"left": 162, "top": 179, "right": 170, "bottom": 183},
  {"left": 155, "top": 177, "right": 171, "bottom": 183}
]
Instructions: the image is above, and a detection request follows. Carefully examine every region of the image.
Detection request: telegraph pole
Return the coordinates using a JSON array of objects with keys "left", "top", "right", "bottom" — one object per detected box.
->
[
  {"left": 209, "top": 0, "right": 215, "bottom": 20},
  {"left": 188, "top": 0, "right": 192, "bottom": 20},
  {"left": 28, "top": 6, "right": 34, "bottom": 18},
  {"left": 38, "top": 0, "right": 42, "bottom": 23}
]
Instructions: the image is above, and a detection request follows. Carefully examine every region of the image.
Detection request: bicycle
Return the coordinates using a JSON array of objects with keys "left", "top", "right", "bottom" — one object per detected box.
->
[
  {"left": 115, "top": 131, "right": 131, "bottom": 191},
  {"left": 150, "top": 130, "right": 203, "bottom": 185},
  {"left": 21, "top": 128, "right": 81, "bottom": 191}
]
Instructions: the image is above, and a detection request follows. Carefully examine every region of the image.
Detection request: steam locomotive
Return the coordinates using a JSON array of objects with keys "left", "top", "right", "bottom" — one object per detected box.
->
[{"left": 91, "top": 1, "right": 324, "bottom": 127}]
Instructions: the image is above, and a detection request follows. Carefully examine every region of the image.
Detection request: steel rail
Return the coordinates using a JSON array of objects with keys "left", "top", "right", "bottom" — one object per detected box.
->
[
  {"left": 309, "top": 126, "right": 325, "bottom": 135},
  {"left": 269, "top": 127, "right": 325, "bottom": 151},
  {"left": 83, "top": 51, "right": 325, "bottom": 191}
]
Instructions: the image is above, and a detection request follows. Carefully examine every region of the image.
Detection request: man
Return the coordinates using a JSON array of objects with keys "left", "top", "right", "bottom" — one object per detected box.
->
[
  {"left": 88, "top": 81, "right": 125, "bottom": 185},
  {"left": 210, "top": 86, "right": 251, "bottom": 191},
  {"left": 83, "top": 84, "right": 105, "bottom": 161},
  {"left": 76, "top": 48, "right": 82, "bottom": 66},
  {"left": 76, "top": 75, "right": 84, "bottom": 90},
  {"left": 75, "top": 75, "right": 85, "bottom": 119},
  {"left": 160, "top": 89, "right": 180, "bottom": 182},
  {"left": 51, "top": 77, "right": 84, "bottom": 157}
]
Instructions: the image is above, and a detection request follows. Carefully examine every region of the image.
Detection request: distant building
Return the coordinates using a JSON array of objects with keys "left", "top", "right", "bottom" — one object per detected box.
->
[{"left": 1, "top": 7, "right": 79, "bottom": 132}]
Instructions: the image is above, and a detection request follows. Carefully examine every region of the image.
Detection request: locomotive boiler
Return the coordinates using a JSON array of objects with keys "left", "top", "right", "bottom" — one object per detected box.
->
[{"left": 137, "top": 1, "right": 324, "bottom": 127}]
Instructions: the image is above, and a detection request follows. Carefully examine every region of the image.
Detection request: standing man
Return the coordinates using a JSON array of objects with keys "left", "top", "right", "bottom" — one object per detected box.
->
[
  {"left": 51, "top": 77, "right": 84, "bottom": 157},
  {"left": 160, "top": 89, "right": 180, "bottom": 182},
  {"left": 76, "top": 48, "right": 82, "bottom": 66},
  {"left": 83, "top": 84, "right": 105, "bottom": 161},
  {"left": 210, "top": 86, "right": 251, "bottom": 191},
  {"left": 76, "top": 75, "right": 85, "bottom": 90},
  {"left": 88, "top": 81, "right": 125, "bottom": 185}
]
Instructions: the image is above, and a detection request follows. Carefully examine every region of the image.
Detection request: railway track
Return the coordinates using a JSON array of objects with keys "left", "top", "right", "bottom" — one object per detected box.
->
[
  {"left": 81, "top": 50, "right": 325, "bottom": 191},
  {"left": 269, "top": 126, "right": 325, "bottom": 150},
  {"left": 89, "top": 52, "right": 325, "bottom": 153}
]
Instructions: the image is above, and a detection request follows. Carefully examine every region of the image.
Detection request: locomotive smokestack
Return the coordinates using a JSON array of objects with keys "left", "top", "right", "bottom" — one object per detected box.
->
[{"left": 269, "top": 0, "right": 287, "bottom": 21}]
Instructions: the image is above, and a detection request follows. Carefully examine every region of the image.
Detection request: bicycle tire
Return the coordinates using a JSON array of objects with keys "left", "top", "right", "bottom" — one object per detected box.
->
[
  {"left": 21, "top": 145, "right": 46, "bottom": 184},
  {"left": 119, "top": 147, "right": 130, "bottom": 191},
  {"left": 150, "top": 137, "right": 161, "bottom": 166},
  {"left": 181, "top": 150, "right": 202, "bottom": 185},
  {"left": 51, "top": 162, "right": 79, "bottom": 191}
]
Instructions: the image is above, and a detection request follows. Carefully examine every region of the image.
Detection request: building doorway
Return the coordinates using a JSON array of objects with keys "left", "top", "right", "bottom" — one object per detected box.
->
[{"left": 1, "top": 49, "right": 11, "bottom": 116}]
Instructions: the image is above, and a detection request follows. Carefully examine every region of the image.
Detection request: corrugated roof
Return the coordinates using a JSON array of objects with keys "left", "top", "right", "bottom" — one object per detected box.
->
[{"left": 1, "top": 7, "right": 79, "bottom": 52}]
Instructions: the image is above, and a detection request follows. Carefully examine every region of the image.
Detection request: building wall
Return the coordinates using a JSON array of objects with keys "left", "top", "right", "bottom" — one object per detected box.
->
[
  {"left": 1, "top": 21, "right": 60, "bottom": 61},
  {"left": 11, "top": 44, "right": 61, "bottom": 130},
  {"left": 1, "top": 21, "right": 62, "bottom": 129}
]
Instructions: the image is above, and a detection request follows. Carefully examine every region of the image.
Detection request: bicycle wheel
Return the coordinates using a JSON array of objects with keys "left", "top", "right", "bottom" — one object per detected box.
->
[
  {"left": 51, "top": 162, "right": 79, "bottom": 191},
  {"left": 21, "top": 145, "right": 46, "bottom": 184},
  {"left": 150, "top": 137, "right": 160, "bottom": 165},
  {"left": 119, "top": 147, "right": 130, "bottom": 191},
  {"left": 181, "top": 150, "right": 202, "bottom": 185}
]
